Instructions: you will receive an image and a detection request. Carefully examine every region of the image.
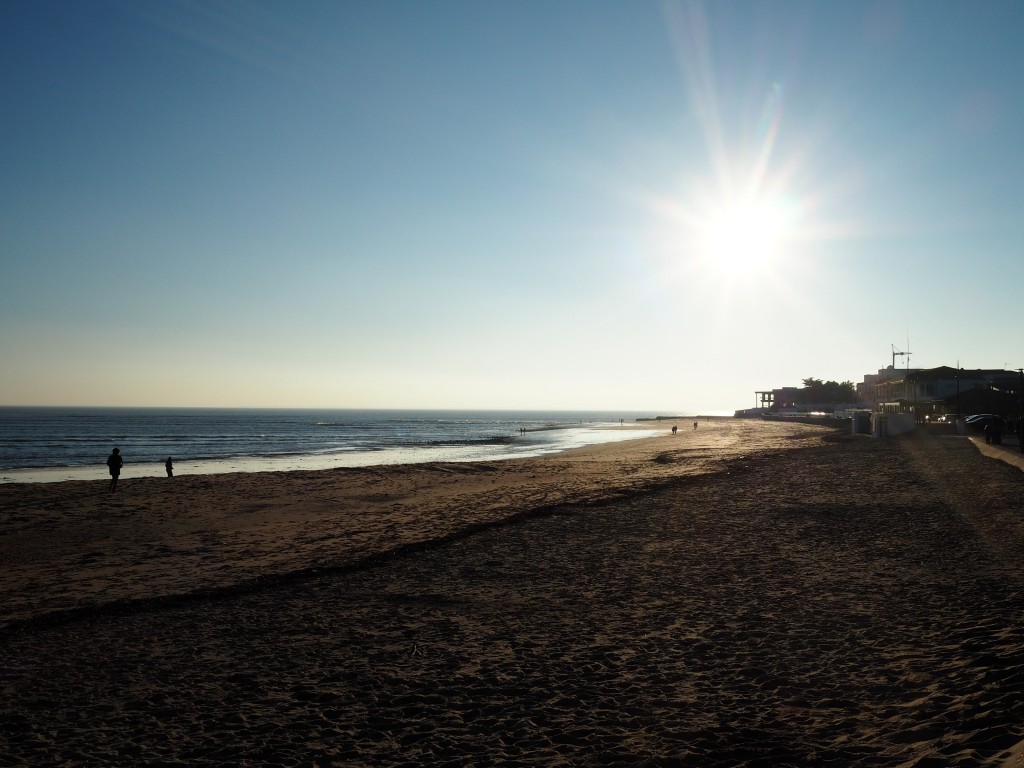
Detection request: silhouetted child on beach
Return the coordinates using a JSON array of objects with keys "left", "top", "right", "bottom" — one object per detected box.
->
[
  {"left": 165, "top": 457, "right": 173, "bottom": 477},
  {"left": 106, "top": 448, "right": 123, "bottom": 491}
]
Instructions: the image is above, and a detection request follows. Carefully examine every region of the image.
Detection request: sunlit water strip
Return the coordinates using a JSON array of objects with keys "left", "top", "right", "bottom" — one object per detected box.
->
[{"left": 0, "top": 424, "right": 663, "bottom": 484}]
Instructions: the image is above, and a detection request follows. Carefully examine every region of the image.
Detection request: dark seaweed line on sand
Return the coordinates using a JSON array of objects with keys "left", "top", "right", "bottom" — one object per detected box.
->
[
  {"left": 0, "top": 439, "right": 824, "bottom": 638},
  {"left": 0, "top": 503, "right": 591, "bottom": 637}
]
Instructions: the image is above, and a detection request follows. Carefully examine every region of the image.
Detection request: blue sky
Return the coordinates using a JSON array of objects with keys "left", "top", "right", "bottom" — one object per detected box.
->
[{"left": 3, "top": 0, "right": 1023, "bottom": 411}]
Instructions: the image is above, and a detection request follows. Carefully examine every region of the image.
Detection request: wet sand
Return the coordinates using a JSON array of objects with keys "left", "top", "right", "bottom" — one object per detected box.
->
[{"left": 3, "top": 420, "right": 1024, "bottom": 766}]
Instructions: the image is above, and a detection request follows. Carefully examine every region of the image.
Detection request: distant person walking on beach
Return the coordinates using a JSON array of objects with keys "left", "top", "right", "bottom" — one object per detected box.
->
[
  {"left": 106, "top": 448, "right": 123, "bottom": 492},
  {"left": 672, "top": 425, "right": 678, "bottom": 435},
  {"left": 165, "top": 457, "right": 173, "bottom": 477},
  {"left": 693, "top": 421, "right": 698, "bottom": 430}
]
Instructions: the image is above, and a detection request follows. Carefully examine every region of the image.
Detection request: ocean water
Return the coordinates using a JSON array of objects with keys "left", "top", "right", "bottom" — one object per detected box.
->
[{"left": 0, "top": 407, "right": 673, "bottom": 483}]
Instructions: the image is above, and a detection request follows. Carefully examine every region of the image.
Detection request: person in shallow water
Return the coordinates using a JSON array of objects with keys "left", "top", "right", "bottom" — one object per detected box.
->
[
  {"left": 106, "top": 448, "right": 123, "bottom": 492},
  {"left": 165, "top": 457, "right": 173, "bottom": 477}
]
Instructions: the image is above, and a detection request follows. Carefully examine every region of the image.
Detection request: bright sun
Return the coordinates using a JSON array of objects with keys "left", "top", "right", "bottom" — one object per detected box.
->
[{"left": 699, "top": 196, "right": 793, "bottom": 276}]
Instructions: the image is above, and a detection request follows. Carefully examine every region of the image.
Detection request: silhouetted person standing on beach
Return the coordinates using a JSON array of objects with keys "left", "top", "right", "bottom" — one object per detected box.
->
[
  {"left": 106, "top": 448, "right": 123, "bottom": 492},
  {"left": 165, "top": 457, "right": 173, "bottom": 477}
]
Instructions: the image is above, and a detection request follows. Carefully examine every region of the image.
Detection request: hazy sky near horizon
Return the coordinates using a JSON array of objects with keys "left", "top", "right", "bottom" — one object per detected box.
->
[{"left": 3, "top": 1, "right": 1024, "bottom": 412}]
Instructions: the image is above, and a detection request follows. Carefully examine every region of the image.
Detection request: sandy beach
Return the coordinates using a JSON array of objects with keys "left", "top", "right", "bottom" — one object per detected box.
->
[{"left": 3, "top": 419, "right": 1024, "bottom": 766}]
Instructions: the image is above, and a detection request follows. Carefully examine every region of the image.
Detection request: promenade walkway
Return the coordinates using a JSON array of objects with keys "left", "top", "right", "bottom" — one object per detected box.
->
[{"left": 969, "top": 433, "right": 1024, "bottom": 473}]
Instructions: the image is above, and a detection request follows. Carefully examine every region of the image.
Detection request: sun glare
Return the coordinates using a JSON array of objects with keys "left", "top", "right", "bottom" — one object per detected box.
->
[
  {"left": 699, "top": 196, "right": 793, "bottom": 276},
  {"left": 643, "top": 6, "right": 822, "bottom": 301}
]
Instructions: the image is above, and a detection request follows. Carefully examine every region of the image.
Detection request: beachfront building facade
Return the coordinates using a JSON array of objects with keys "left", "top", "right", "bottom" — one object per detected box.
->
[
  {"left": 856, "top": 365, "right": 919, "bottom": 410},
  {"left": 875, "top": 366, "right": 1022, "bottom": 419},
  {"left": 738, "top": 384, "right": 859, "bottom": 419},
  {"left": 745, "top": 365, "right": 1023, "bottom": 425}
]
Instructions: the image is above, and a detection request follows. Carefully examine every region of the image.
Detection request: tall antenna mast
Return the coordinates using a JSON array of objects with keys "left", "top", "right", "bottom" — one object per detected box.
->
[{"left": 892, "top": 342, "right": 912, "bottom": 372}]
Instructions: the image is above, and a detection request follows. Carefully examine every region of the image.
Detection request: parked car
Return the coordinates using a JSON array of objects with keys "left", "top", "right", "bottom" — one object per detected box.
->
[{"left": 965, "top": 415, "right": 1004, "bottom": 433}]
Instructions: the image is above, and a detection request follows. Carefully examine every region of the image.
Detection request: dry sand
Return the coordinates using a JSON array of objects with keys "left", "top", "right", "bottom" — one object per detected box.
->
[{"left": 2, "top": 419, "right": 1024, "bottom": 766}]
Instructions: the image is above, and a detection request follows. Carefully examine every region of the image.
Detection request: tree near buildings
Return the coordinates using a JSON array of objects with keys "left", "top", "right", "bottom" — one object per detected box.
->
[{"left": 800, "top": 378, "right": 856, "bottom": 405}]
